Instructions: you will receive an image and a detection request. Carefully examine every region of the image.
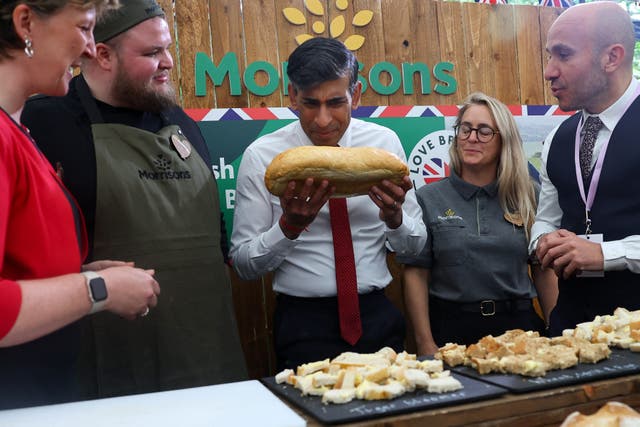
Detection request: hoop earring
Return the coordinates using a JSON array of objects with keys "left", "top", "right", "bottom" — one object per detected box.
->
[{"left": 24, "top": 37, "right": 34, "bottom": 58}]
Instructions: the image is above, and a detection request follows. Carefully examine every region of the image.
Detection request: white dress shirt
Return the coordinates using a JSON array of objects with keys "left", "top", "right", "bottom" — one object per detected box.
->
[
  {"left": 230, "top": 119, "right": 427, "bottom": 297},
  {"left": 530, "top": 78, "right": 640, "bottom": 273}
]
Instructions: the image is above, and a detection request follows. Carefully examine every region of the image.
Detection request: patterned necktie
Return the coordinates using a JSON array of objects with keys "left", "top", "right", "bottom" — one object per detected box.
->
[
  {"left": 329, "top": 198, "right": 362, "bottom": 346},
  {"left": 579, "top": 116, "right": 604, "bottom": 182}
]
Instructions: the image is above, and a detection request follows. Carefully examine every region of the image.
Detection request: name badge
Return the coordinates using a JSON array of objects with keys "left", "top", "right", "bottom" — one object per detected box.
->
[
  {"left": 576, "top": 233, "right": 604, "bottom": 278},
  {"left": 171, "top": 133, "right": 192, "bottom": 160}
]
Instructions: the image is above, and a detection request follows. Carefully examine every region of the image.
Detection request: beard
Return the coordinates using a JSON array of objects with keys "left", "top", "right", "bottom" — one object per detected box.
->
[
  {"left": 563, "top": 61, "right": 608, "bottom": 113},
  {"left": 111, "top": 66, "right": 177, "bottom": 113}
]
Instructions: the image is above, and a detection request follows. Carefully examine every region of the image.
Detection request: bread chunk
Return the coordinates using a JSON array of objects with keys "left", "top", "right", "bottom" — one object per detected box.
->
[{"left": 560, "top": 401, "right": 640, "bottom": 426}]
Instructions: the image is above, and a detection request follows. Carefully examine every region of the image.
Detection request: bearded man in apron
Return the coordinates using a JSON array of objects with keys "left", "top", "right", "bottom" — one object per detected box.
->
[{"left": 21, "top": 0, "right": 247, "bottom": 398}]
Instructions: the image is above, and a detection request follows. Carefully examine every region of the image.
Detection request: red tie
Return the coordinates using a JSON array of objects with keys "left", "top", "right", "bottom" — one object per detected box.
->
[{"left": 329, "top": 198, "right": 362, "bottom": 345}]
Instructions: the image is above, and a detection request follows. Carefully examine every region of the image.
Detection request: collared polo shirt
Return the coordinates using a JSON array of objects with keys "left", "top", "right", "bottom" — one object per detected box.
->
[{"left": 398, "top": 171, "right": 536, "bottom": 302}]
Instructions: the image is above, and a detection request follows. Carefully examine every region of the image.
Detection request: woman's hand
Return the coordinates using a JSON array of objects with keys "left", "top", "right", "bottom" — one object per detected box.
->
[
  {"left": 82, "top": 260, "right": 134, "bottom": 271},
  {"left": 98, "top": 266, "right": 160, "bottom": 320}
]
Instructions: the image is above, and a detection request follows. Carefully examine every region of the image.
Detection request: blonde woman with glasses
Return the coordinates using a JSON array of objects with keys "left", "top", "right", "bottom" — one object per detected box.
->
[{"left": 399, "top": 92, "right": 557, "bottom": 355}]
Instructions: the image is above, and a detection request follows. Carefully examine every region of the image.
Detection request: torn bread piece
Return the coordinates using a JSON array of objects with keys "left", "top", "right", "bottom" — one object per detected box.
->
[
  {"left": 275, "top": 368, "right": 294, "bottom": 384},
  {"left": 312, "top": 372, "right": 339, "bottom": 388},
  {"left": 293, "top": 374, "right": 328, "bottom": 396},
  {"left": 427, "top": 376, "right": 463, "bottom": 393},
  {"left": 296, "top": 358, "right": 330, "bottom": 376},
  {"left": 364, "top": 366, "right": 389, "bottom": 383},
  {"left": 321, "top": 388, "right": 357, "bottom": 405},
  {"left": 356, "top": 380, "right": 406, "bottom": 400},
  {"left": 418, "top": 359, "right": 444, "bottom": 373},
  {"left": 332, "top": 352, "right": 391, "bottom": 368},
  {"left": 435, "top": 343, "right": 467, "bottom": 367},
  {"left": 401, "top": 368, "right": 430, "bottom": 391},
  {"left": 334, "top": 367, "right": 357, "bottom": 390},
  {"left": 560, "top": 401, "right": 640, "bottom": 427},
  {"left": 375, "top": 346, "right": 398, "bottom": 362}
]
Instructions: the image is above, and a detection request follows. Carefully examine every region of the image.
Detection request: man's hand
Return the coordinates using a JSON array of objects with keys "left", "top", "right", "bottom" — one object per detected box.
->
[
  {"left": 536, "top": 229, "right": 604, "bottom": 279},
  {"left": 279, "top": 178, "right": 334, "bottom": 239},
  {"left": 368, "top": 176, "right": 413, "bottom": 229}
]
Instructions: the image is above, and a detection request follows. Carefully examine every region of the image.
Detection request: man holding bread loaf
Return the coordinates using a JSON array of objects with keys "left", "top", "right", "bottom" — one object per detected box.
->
[{"left": 230, "top": 37, "right": 427, "bottom": 370}]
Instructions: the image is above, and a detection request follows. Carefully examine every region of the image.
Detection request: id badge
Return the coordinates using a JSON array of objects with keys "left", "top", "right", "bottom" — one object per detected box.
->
[{"left": 576, "top": 233, "right": 604, "bottom": 278}]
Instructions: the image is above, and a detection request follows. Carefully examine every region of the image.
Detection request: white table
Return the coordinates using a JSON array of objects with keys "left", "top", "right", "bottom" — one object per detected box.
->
[{"left": 0, "top": 380, "right": 306, "bottom": 426}]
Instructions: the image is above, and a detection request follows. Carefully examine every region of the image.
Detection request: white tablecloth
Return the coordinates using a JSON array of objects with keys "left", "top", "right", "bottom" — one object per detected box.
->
[{"left": 0, "top": 380, "right": 306, "bottom": 427}]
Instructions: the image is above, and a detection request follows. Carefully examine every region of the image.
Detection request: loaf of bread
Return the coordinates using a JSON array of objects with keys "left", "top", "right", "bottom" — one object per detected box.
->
[
  {"left": 264, "top": 146, "right": 409, "bottom": 198},
  {"left": 560, "top": 401, "right": 640, "bottom": 426}
]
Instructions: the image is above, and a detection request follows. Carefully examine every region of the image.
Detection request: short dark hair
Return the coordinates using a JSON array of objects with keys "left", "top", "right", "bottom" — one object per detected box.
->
[{"left": 286, "top": 37, "right": 359, "bottom": 95}]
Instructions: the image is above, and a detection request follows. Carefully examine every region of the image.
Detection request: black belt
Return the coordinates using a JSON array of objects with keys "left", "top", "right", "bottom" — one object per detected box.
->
[
  {"left": 277, "top": 288, "right": 384, "bottom": 305},
  {"left": 431, "top": 296, "right": 532, "bottom": 316}
]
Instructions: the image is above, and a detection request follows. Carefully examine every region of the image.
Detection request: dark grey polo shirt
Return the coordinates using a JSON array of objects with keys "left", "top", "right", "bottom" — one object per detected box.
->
[{"left": 398, "top": 171, "right": 536, "bottom": 302}]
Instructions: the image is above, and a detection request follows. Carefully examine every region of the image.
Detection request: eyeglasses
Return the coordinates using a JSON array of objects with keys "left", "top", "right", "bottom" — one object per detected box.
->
[{"left": 454, "top": 124, "right": 499, "bottom": 143}]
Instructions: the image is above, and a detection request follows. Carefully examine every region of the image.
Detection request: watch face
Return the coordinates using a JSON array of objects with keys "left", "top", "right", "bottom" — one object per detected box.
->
[{"left": 89, "top": 277, "right": 108, "bottom": 302}]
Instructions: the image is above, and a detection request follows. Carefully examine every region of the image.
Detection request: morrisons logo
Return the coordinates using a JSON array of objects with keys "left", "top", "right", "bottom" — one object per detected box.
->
[
  {"left": 138, "top": 154, "right": 192, "bottom": 181},
  {"left": 282, "top": 0, "right": 374, "bottom": 51},
  {"left": 194, "top": 0, "right": 457, "bottom": 98}
]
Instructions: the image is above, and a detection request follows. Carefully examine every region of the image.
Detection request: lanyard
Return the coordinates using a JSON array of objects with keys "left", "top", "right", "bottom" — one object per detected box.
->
[{"left": 573, "top": 86, "right": 640, "bottom": 235}]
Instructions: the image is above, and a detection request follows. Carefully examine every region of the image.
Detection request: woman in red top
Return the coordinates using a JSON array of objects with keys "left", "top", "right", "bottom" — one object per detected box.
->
[{"left": 0, "top": 0, "right": 160, "bottom": 409}]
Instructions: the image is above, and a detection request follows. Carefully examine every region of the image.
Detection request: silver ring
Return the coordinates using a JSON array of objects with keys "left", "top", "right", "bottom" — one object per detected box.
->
[
  {"left": 305, "top": 196, "right": 311, "bottom": 203},
  {"left": 392, "top": 201, "right": 398, "bottom": 209},
  {"left": 140, "top": 306, "right": 150, "bottom": 317}
]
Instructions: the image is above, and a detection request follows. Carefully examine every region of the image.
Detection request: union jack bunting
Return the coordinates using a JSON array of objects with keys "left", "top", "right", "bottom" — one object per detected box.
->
[
  {"left": 475, "top": 0, "right": 508, "bottom": 3},
  {"left": 539, "top": 0, "right": 574, "bottom": 7}
]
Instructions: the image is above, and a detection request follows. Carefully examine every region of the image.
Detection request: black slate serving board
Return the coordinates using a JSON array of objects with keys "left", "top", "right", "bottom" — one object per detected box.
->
[
  {"left": 260, "top": 373, "right": 507, "bottom": 425},
  {"left": 450, "top": 348, "right": 640, "bottom": 393}
]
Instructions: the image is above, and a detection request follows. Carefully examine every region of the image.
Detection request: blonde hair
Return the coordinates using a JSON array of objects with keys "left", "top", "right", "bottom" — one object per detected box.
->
[{"left": 449, "top": 92, "right": 537, "bottom": 238}]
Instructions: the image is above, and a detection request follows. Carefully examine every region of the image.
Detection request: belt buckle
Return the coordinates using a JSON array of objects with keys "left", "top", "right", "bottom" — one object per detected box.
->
[{"left": 480, "top": 300, "right": 496, "bottom": 316}]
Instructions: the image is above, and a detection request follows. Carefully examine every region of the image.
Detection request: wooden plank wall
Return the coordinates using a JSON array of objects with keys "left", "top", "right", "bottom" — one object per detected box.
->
[
  {"left": 158, "top": 0, "right": 564, "bottom": 379},
  {"left": 162, "top": 0, "right": 563, "bottom": 109}
]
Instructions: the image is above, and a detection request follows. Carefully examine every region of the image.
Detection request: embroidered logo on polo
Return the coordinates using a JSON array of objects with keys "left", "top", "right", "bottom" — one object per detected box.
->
[
  {"left": 138, "top": 154, "right": 192, "bottom": 181},
  {"left": 437, "top": 208, "right": 463, "bottom": 221}
]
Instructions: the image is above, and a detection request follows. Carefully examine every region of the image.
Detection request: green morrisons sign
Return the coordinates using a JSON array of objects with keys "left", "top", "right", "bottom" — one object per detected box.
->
[{"left": 194, "top": 52, "right": 458, "bottom": 97}]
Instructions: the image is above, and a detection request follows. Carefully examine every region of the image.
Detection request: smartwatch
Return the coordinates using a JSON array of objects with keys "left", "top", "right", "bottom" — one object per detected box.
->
[{"left": 82, "top": 271, "right": 108, "bottom": 314}]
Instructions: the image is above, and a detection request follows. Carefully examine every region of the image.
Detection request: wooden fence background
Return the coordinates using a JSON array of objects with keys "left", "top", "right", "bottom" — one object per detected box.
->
[
  {"left": 154, "top": 0, "right": 564, "bottom": 379},
  {"left": 157, "top": 0, "right": 563, "bottom": 109}
]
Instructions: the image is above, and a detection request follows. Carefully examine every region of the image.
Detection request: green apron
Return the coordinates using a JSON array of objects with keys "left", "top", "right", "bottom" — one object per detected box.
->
[{"left": 77, "top": 80, "right": 247, "bottom": 398}]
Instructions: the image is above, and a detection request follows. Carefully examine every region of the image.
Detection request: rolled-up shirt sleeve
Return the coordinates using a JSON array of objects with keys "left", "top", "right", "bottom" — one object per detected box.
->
[
  {"left": 529, "top": 127, "right": 563, "bottom": 254},
  {"left": 385, "top": 205, "right": 427, "bottom": 256},
  {"left": 602, "top": 238, "right": 640, "bottom": 273},
  {"left": 384, "top": 136, "right": 427, "bottom": 256},
  {"left": 229, "top": 146, "right": 299, "bottom": 280}
]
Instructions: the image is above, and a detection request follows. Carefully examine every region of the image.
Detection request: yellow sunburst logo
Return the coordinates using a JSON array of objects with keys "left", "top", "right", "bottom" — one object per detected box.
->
[
  {"left": 282, "top": 0, "right": 374, "bottom": 51},
  {"left": 444, "top": 209, "right": 455, "bottom": 217}
]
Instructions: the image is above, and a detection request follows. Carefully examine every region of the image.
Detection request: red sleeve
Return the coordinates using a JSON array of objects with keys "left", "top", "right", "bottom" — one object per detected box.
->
[
  {"left": 0, "top": 281, "right": 22, "bottom": 339},
  {"left": 0, "top": 125, "right": 22, "bottom": 339}
]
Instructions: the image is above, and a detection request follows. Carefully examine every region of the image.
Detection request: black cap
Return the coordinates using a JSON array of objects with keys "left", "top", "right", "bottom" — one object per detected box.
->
[{"left": 94, "top": 0, "right": 165, "bottom": 43}]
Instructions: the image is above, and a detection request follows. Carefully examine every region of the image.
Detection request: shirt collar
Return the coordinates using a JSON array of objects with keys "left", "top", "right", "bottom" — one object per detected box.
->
[
  {"left": 449, "top": 170, "right": 498, "bottom": 200},
  {"left": 293, "top": 119, "right": 354, "bottom": 147},
  {"left": 582, "top": 77, "right": 639, "bottom": 132}
]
